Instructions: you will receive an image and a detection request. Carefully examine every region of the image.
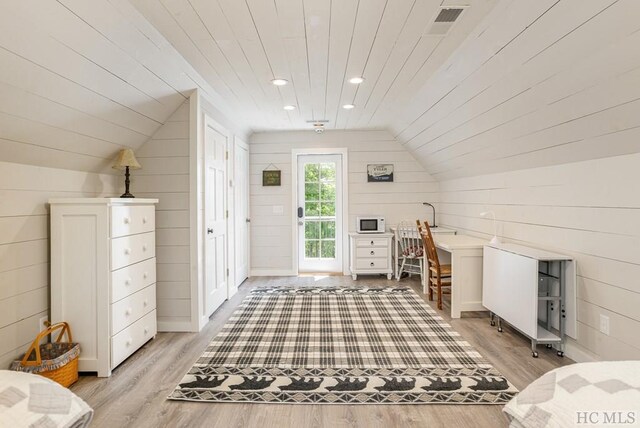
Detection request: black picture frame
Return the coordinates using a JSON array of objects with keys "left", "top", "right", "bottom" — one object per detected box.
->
[
  {"left": 367, "top": 164, "right": 394, "bottom": 182},
  {"left": 262, "top": 170, "right": 282, "bottom": 186}
]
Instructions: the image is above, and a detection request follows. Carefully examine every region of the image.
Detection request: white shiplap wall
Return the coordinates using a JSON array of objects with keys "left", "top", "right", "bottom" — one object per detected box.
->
[
  {"left": 438, "top": 152, "right": 640, "bottom": 361},
  {"left": 249, "top": 130, "right": 438, "bottom": 275},
  {"left": 0, "top": 161, "right": 117, "bottom": 369},
  {"left": 134, "top": 100, "right": 191, "bottom": 331}
]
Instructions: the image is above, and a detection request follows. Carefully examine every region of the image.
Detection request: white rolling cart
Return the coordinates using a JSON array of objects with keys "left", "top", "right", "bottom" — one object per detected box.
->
[{"left": 482, "top": 243, "right": 576, "bottom": 358}]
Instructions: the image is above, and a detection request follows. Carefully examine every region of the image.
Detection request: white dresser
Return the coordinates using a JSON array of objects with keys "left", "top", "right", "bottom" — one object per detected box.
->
[
  {"left": 349, "top": 232, "right": 394, "bottom": 280},
  {"left": 50, "top": 198, "right": 158, "bottom": 377}
]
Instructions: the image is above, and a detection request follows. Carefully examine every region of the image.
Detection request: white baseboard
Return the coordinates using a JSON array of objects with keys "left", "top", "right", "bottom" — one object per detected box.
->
[
  {"left": 250, "top": 269, "right": 297, "bottom": 277},
  {"left": 565, "top": 338, "right": 599, "bottom": 363},
  {"left": 157, "top": 320, "right": 194, "bottom": 332}
]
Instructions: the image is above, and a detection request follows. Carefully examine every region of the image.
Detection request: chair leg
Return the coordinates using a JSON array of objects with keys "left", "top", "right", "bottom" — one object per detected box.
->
[
  {"left": 437, "top": 276, "right": 443, "bottom": 310},
  {"left": 396, "top": 259, "right": 406, "bottom": 281},
  {"left": 428, "top": 273, "right": 434, "bottom": 301}
]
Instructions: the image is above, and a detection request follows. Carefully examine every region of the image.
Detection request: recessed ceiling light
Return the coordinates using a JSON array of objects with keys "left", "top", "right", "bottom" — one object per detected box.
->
[
  {"left": 271, "top": 78, "right": 288, "bottom": 86},
  {"left": 349, "top": 76, "right": 365, "bottom": 84},
  {"left": 342, "top": 104, "right": 355, "bottom": 110},
  {"left": 283, "top": 105, "right": 296, "bottom": 111}
]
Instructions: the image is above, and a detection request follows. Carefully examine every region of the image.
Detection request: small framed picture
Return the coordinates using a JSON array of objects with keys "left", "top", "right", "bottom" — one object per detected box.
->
[
  {"left": 367, "top": 164, "right": 394, "bottom": 182},
  {"left": 262, "top": 169, "right": 282, "bottom": 186}
]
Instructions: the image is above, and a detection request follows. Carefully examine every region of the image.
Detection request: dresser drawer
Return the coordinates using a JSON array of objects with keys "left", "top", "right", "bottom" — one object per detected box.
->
[
  {"left": 355, "top": 237, "right": 389, "bottom": 248},
  {"left": 111, "top": 258, "right": 156, "bottom": 303},
  {"left": 355, "top": 258, "right": 389, "bottom": 270},
  {"left": 356, "top": 247, "right": 388, "bottom": 258},
  {"left": 111, "top": 231, "right": 155, "bottom": 270},
  {"left": 111, "top": 205, "right": 155, "bottom": 238},
  {"left": 111, "top": 310, "right": 156, "bottom": 369},
  {"left": 111, "top": 284, "right": 156, "bottom": 335}
]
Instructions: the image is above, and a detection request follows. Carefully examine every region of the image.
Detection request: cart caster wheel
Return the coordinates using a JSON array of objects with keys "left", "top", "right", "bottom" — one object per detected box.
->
[
  {"left": 490, "top": 321, "right": 496, "bottom": 327},
  {"left": 546, "top": 344, "right": 553, "bottom": 349},
  {"left": 557, "top": 351, "right": 564, "bottom": 357},
  {"left": 497, "top": 327, "right": 503, "bottom": 333},
  {"left": 532, "top": 352, "right": 539, "bottom": 358}
]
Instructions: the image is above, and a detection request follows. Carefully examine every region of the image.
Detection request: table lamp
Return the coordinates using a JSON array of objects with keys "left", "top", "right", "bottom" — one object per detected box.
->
[{"left": 112, "top": 148, "right": 141, "bottom": 198}]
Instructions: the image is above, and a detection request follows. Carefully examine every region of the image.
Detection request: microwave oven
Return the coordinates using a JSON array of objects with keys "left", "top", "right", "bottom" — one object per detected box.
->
[{"left": 356, "top": 216, "right": 385, "bottom": 234}]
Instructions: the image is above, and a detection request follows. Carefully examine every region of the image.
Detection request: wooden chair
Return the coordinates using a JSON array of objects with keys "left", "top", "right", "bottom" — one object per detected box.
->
[
  {"left": 395, "top": 221, "right": 425, "bottom": 286},
  {"left": 418, "top": 219, "right": 452, "bottom": 310}
]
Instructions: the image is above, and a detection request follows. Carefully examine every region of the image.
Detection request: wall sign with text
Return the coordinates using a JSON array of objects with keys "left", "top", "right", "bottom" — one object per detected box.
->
[
  {"left": 367, "top": 164, "right": 394, "bottom": 182},
  {"left": 262, "top": 169, "right": 282, "bottom": 186}
]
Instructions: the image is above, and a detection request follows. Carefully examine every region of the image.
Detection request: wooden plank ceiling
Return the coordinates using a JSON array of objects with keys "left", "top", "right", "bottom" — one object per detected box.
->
[
  {"left": 130, "top": 0, "right": 496, "bottom": 132},
  {"left": 1, "top": 0, "right": 639, "bottom": 178}
]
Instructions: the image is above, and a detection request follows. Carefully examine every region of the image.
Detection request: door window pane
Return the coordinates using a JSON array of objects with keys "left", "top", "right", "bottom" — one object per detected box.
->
[
  {"left": 305, "top": 240, "right": 319, "bottom": 258},
  {"left": 320, "top": 202, "right": 335, "bottom": 216},
  {"left": 320, "top": 163, "right": 336, "bottom": 181},
  {"left": 305, "top": 221, "right": 320, "bottom": 239},
  {"left": 320, "top": 221, "right": 335, "bottom": 239},
  {"left": 320, "top": 182, "right": 336, "bottom": 201},
  {"left": 305, "top": 164, "right": 320, "bottom": 182},
  {"left": 305, "top": 202, "right": 319, "bottom": 217},
  {"left": 305, "top": 182, "right": 320, "bottom": 201},
  {"left": 321, "top": 240, "right": 336, "bottom": 259}
]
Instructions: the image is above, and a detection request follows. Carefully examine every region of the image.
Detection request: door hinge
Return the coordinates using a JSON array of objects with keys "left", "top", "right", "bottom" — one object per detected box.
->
[
  {"left": 226, "top": 268, "right": 230, "bottom": 277},
  {"left": 225, "top": 151, "right": 229, "bottom": 160},
  {"left": 226, "top": 210, "right": 229, "bottom": 218}
]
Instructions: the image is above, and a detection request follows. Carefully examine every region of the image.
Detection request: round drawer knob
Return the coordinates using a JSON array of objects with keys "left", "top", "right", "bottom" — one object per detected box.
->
[
  {"left": 124, "top": 248, "right": 131, "bottom": 255},
  {"left": 143, "top": 300, "right": 148, "bottom": 307},
  {"left": 370, "top": 241, "right": 374, "bottom": 245},
  {"left": 126, "top": 338, "right": 132, "bottom": 346},
  {"left": 142, "top": 217, "right": 148, "bottom": 224},
  {"left": 370, "top": 251, "right": 375, "bottom": 255},
  {"left": 125, "top": 278, "right": 131, "bottom": 286},
  {"left": 144, "top": 327, "right": 149, "bottom": 335},
  {"left": 370, "top": 262, "right": 375, "bottom": 267},
  {"left": 123, "top": 217, "right": 130, "bottom": 224},
  {"left": 125, "top": 307, "right": 132, "bottom": 316},
  {"left": 143, "top": 272, "right": 148, "bottom": 279},
  {"left": 142, "top": 245, "right": 147, "bottom": 252}
]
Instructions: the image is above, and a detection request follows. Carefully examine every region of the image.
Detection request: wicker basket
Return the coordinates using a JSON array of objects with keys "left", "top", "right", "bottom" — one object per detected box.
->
[{"left": 10, "top": 322, "right": 80, "bottom": 387}]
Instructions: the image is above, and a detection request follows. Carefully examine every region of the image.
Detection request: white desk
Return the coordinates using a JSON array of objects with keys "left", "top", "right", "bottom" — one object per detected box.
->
[
  {"left": 391, "top": 226, "right": 456, "bottom": 278},
  {"left": 431, "top": 234, "right": 487, "bottom": 318}
]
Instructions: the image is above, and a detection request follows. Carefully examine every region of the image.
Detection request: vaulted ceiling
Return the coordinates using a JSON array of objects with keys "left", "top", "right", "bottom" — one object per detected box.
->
[{"left": 1, "top": 0, "right": 639, "bottom": 179}]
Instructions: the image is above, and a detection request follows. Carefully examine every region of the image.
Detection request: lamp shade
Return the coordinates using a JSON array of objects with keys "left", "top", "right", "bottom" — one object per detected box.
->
[{"left": 112, "top": 148, "right": 141, "bottom": 170}]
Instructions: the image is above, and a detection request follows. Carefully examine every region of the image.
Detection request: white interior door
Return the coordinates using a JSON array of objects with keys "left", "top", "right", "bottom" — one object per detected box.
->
[
  {"left": 204, "top": 117, "right": 227, "bottom": 316},
  {"left": 297, "top": 154, "right": 343, "bottom": 273},
  {"left": 234, "top": 139, "right": 250, "bottom": 285}
]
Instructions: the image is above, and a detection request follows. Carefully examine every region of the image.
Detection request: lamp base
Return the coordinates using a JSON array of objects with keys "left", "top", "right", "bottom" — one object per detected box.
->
[{"left": 120, "top": 192, "right": 135, "bottom": 198}]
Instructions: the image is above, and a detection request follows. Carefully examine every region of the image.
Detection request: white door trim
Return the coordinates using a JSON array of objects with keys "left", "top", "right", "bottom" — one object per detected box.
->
[
  {"left": 291, "top": 148, "right": 349, "bottom": 275},
  {"left": 234, "top": 135, "right": 250, "bottom": 287}
]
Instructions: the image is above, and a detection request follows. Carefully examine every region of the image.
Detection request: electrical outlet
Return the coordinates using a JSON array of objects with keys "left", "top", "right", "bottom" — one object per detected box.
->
[
  {"left": 38, "top": 316, "right": 49, "bottom": 332},
  {"left": 599, "top": 314, "right": 610, "bottom": 336}
]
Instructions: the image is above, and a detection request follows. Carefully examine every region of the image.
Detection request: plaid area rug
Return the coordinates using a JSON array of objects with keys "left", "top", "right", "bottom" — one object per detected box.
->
[{"left": 169, "top": 287, "right": 517, "bottom": 404}]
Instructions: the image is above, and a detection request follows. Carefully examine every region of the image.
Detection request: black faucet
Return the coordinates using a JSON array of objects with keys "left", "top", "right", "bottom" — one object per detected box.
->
[{"left": 423, "top": 203, "right": 437, "bottom": 228}]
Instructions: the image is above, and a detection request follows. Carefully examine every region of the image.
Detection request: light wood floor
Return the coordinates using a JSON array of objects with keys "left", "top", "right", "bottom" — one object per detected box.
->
[{"left": 71, "top": 276, "right": 572, "bottom": 428}]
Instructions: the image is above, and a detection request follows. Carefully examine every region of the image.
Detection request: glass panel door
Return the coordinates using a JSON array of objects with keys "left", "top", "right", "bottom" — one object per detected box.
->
[{"left": 297, "top": 154, "right": 342, "bottom": 272}]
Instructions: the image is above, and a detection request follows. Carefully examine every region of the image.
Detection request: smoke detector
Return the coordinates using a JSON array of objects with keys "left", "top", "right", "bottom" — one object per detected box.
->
[{"left": 313, "top": 123, "right": 325, "bottom": 134}]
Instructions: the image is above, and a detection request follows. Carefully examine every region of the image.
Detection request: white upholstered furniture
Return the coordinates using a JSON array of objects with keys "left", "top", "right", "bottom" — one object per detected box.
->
[{"left": 49, "top": 198, "right": 158, "bottom": 377}]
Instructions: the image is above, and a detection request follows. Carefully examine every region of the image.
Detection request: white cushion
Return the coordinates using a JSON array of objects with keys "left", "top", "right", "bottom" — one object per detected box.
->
[{"left": 0, "top": 370, "right": 93, "bottom": 428}]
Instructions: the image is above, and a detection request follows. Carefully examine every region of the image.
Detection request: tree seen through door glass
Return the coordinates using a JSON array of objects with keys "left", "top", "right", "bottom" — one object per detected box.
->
[
  {"left": 320, "top": 163, "right": 336, "bottom": 181},
  {"left": 305, "top": 202, "right": 319, "bottom": 216},
  {"left": 305, "top": 164, "right": 320, "bottom": 182},
  {"left": 305, "top": 182, "right": 320, "bottom": 201},
  {"left": 321, "top": 240, "right": 336, "bottom": 258},
  {"left": 320, "top": 202, "right": 335, "bottom": 216},
  {"left": 320, "top": 182, "right": 335, "bottom": 201},
  {"left": 320, "top": 221, "right": 335, "bottom": 239},
  {"left": 305, "top": 240, "right": 319, "bottom": 258},
  {"left": 305, "top": 221, "right": 320, "bottom": 240}
]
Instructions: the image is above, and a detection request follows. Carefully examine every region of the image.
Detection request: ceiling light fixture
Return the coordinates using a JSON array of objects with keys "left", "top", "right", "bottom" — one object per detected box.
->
[
  {"left": 349, "top": 76, "right": 365, "bottom": 84},
  {"left": 342, "top": 104, "right": 355, "bottom": 110},
  {"left": 271, "top": 78, "right": 288, "bottom": 86},
  {"left": 283, "top": 105, "right": 296, "bottom": 111}
]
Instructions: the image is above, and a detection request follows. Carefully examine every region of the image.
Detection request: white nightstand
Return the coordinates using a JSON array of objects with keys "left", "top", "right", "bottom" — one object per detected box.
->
[{"left": 349, "top": 232, "right": 394, "bottom": 280}]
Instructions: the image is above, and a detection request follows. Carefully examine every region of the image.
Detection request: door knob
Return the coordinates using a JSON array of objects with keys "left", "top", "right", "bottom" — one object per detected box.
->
[
  {"left": 207, "top": 228, "right": 213, "bottom": 234},
  {"left": 298, "top": 221, "right": 304, "bottom": 226}
]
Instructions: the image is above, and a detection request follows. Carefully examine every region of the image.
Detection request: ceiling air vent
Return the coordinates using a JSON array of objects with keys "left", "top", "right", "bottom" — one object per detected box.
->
[{"left": 426, "top": 7, "right": 465, "bottom": 36}]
